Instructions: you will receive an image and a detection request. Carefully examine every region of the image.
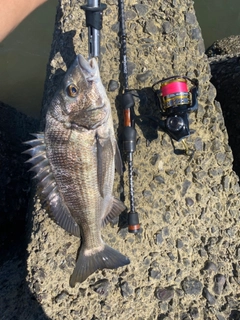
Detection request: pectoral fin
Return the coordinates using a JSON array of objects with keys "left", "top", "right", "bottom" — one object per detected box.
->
[
  {"left": 115, "top": 143, "right": 123, "bottom": 175},
  {"left": 97, "top": 135, "right": 114, "bottom": 198}
]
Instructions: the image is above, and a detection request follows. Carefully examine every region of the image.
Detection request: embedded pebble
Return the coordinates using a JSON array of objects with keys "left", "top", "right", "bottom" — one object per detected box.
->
[
  {"left": 148, "top": 268, "right": 161, "bottom": 279},
  {"left": 136, "top": 70, "right": 152, "bottom": 82},
  {"left": 185, "top": 197, "right": 194, "bottom": 207},
  {"left": 213, "top": 274, "right": 226, "bottom": 295},
  {"left": 182, "top": 277, "right": 203, "bottom": 295},
  {"left": 155, "top": 287, "right": 174, "bottom": 301},
  {"left": 120, "top": 281, "right": 133, "bottom": 297},
  {"left": 155, "top": 231, "right": 164, "bottom": 245},
  {"left": 134, "top": 4, "right": 149, "bottom": 17},
  {"left": 203, "top": 261, "right": 218, "bottom": 273},
  {"left": 202, "top": 287, "right": 216, "bottom": 305},
  {"left": 189, "top": 307, "right": 199, "bottom": 319},
  {"left": 176, "top": 239, "right": 183, "bottom": 249},
  {"left": 90, "top": 279, "right": 110, "bottom": 296},
  {"left": 108, "top": 80, "right": 119, "bottom": 92}
]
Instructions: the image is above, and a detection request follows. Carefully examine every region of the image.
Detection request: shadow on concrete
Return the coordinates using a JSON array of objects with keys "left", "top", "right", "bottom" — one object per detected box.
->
[{"left": 0, "top": 102, "right": 51, "bottom": 320}]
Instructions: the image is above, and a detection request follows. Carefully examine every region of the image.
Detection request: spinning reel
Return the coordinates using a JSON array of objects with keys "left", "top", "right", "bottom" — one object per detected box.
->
[{"left": 152, "top": 76, "right": 199, "bottom": 151}]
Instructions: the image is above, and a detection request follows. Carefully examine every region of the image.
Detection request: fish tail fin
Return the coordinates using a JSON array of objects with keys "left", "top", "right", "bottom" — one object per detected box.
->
[{"left": 69, "top": 245, "right": 130, "bottom": 287}]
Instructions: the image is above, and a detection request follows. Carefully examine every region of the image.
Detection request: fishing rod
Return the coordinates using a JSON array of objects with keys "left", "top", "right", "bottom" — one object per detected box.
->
[
  {"left": 81, "top": 0, "right": 140, "bottom": 233},
  {"left": 119, "top": 0, "right": 140, "bottom": 233},
  {"left": 81, "top": 0, "right": 107, "bottom": 59}
]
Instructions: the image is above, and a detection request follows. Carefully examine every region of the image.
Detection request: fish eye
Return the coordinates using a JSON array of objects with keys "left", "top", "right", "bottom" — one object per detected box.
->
[{"left": 67, "top": 84, "right": 78, "bottom": 97}]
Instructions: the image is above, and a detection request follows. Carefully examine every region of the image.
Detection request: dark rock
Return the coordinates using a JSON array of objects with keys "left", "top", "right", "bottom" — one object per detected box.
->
[
  {"left": 202, "top": 287, "right": 216, "bottom": 305},
  {"left": 111, "top": 22, "right": 119, "bottom": 33},
  {"left": 108, "top": 80, "right": 119, "bottom": 92},
  {"left": 155, "top": 287, "right": 174, "bottom": 301},
  {"left": 125, "top": 10, "right": 137, "bottom": 20},
  {"left": 189, "top": 307, "right": 199, "bottom": 319},
  {"left": 182, "top": 277, "right": 203, "bottom": 295},
  {"left": 196, "top": 193, "right": 202, "bottom": 202},
  {"left": 213, "top": 274, "right": 226, "bottom": 295},
  {"left": 155, "top": 231, "right": 164, "bottom": 245},
  {"left": 162, "top": 226, "right": 169, "bottom": 237},
  {"left": 203, "top": 261, "right": 218, "bottom": 273},
  {"left": 185, "top": 197, "right": 194, "bottom": 207},
  {"left": 176, "top": 239, "right": 183, "bottom": 249},
  {"left": 162, "top": 21, "right": 172, "bottom": 34},
  {"left": 55, "top": 290, "right": 69, "bottom": 303},
  {"left": 181, "top": 180, "right": 191, "bottom": 197},
  {"left": 154, "top": 175, "right": 165, "bottom": 184},
  {"left": 151, "top": 153, "right": 160, "bottom": 165},
  {"left": 120, "top": 281, "right": 133, "bottom": 297},
  {"left": 127, "top": 61, "right": 136, "bottom": 75},
  {"left": 167, "top": 252, "right": 175, "bottom": 261},
  {"left": 143, "top": 189, "right": 152, "bottom": 198},
  {"left": 216, "top": 314, "right": 225, "bottom": 320},
  {"left": 149, "top": 268, "right": 161, "bottom": 279},
  {"left": 162, "top": 211, "right": 171, "bottom": 223},
  {"left": 144, "top": 20, "right": 158, "bottom": 34},
  {"left": 134, "top": 4, "right": 149, "bottom": 17},
  {"left": 90, "top": 279, "right": 110, "bottom": 296},
  {"left": 136, "top": 70, "right": 152, "bottom": 82}
]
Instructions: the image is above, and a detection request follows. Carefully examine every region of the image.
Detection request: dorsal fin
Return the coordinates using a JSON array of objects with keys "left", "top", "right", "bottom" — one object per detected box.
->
[{"left": 24, "top": 133, "right": 80, "bottom": 238}]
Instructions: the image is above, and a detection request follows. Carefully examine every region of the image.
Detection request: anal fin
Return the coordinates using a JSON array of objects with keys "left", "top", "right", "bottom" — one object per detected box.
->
[{"left": 101, "top": 197, "right": 126, "bottom": 227}]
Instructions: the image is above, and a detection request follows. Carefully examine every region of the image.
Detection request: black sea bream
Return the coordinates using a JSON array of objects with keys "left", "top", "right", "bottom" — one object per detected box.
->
[{"left": 24, "top": 54, "right": 130, "bottom": 287}]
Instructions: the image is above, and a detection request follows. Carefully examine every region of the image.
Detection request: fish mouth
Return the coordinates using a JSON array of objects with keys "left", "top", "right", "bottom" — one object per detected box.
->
[{"left": 77, "top": 54, "right": 98, "bottom": 79}]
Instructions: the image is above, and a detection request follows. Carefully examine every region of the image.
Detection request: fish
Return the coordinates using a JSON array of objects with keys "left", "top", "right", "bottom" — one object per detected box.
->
[{"left": 24, "top": 54, "right": 130, "bottom": 287}]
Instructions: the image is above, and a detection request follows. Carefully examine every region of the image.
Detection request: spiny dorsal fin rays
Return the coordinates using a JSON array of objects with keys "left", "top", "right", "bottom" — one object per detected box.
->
[
  {"left": 22, "top": 144, "right": 46, "bottom": 157},
  {"left": 28, "top": 158, "right": 49, "bottom": 174},
  {"left": 32, "top": 165, "right": 51, "bottom": 181},
  {"left": 24, "top": 133, "right": 80, "bottom": 238}
]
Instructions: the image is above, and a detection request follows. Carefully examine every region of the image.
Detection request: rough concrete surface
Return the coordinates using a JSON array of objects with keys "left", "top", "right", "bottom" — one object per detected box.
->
[{"left": 1, "top": 1, "right": 240, "bottom": 320}]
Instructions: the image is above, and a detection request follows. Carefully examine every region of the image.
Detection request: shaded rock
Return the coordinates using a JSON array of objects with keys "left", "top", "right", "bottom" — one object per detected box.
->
[
  {"left": 202, "top": 287, "right": 216, "bottom": 305},
  {"left": 213, "top": 274, "right": 226, "bottom": 295},
  {"left": 90, "top": 279, "right": 110, "bottom": 296},
  {"left": 189, "top": 307, "right": 199, "bottom": 319},
  {"left": 134, "top": 4, "right": 149, "bottom": 17},
  {"left": 155, "top": 287, "right": 174, "bottom": 301},
  {"left": 120, "top": 281, "right": 133, "bottom": 297},
  {"left": 203, "top": 261, "right": 218, "bottom": 273},
  {"left": 182, "top": 277, "right": 203, "bottom": 295},
  {"left": 136, "top": 70, "right": 152, "bottom": 82},
  {"left": 108, "top": 79, "right": 119, "bottom": 92}
]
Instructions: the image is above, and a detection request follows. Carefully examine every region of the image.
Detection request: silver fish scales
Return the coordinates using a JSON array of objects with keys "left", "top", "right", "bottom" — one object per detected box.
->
[{"left": 24, "top": 54, "right": 130, "bottom": 287}]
